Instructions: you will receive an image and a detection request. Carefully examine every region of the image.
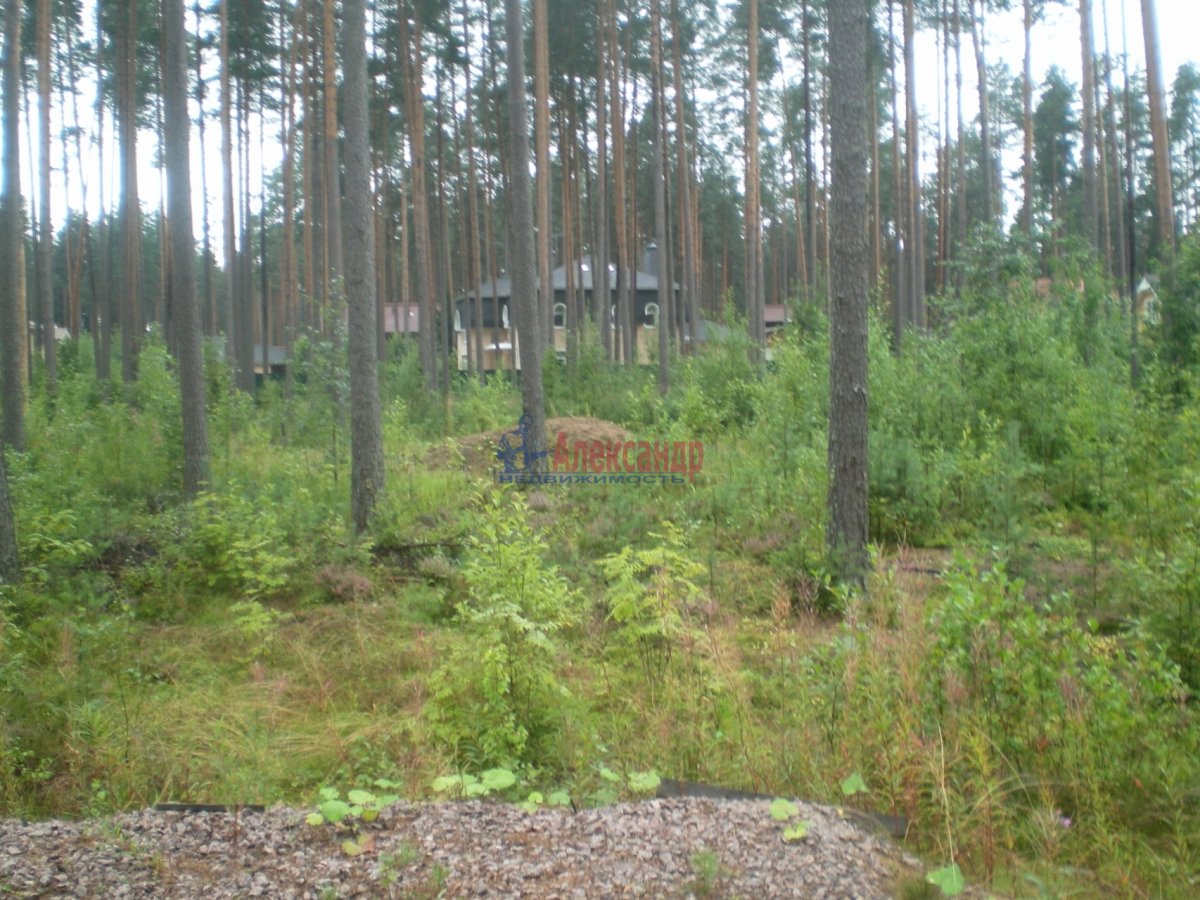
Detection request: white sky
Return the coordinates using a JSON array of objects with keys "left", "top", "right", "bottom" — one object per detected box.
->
[{"left": 23, "top": 0, "right": 1200, "bottom": 256}]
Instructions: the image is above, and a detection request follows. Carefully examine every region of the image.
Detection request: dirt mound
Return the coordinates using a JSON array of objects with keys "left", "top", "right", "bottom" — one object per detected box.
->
[{"left": 445, "top": 416, "right": 631, "bottom": 475}]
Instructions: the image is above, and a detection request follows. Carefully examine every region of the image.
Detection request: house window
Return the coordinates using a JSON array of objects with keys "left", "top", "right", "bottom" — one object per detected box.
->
[
  {"left": 553, "top": 302, "right": 566, "bottom": 329},
  {"left": 610, "top": 304, "right": 617, "bottom": 326},
  {"left": 454, "top": 309, "right": 463, "bottom": 332},
  {"left": 644, "top": 302, "right": 660, "bottom": 328},
  {"left": 501, "top": 303, "right": 510, "bottom": 328}
]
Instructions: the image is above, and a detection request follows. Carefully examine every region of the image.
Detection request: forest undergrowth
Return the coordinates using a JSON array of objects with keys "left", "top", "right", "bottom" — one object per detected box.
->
[{"left": 3, "top": 257, "right": 1200, "bottom": 896}]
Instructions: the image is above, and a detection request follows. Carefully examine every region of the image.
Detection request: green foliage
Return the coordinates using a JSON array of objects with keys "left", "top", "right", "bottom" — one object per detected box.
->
[
  {"left": 429, "top": 493, "right": 578, "bottom": 767},
  {"left": 179, "top": 490, "right": 291, "bottom": 602},
  {"left": 673, "top": 329, "right": 763, "bottom": 436},
  {"left": 926, "top": 863, "right": 966, "bottom": 897},
  {"left": 599, "top": 523, "right": 705, "bottom": 679},
  {"left": 305, "top": 783, "right": 400, "bottom": 827}
]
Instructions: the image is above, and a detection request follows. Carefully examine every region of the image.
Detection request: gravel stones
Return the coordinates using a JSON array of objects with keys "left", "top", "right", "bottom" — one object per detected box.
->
[{"left": 0, "top": 798, "right": 920, "bottom": 898}]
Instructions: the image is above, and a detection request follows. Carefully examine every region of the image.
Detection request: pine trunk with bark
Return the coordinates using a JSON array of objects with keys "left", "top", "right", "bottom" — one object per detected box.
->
[
  {"left": 219, "top": 0, "right": 243, "bottom": 385},
  {"left": 1022, "top": 0, "right": 1034, "bottom": 234},
  {"left": 343, "top": 0, "right": 385, "bottom": 531},
  {"left": 118, "top": 0, "right": 141, "bottom": 384},
  {"left": 534, "top": 0, "right": 552, "bottom": 347},
  {"left": 36, "top": 0, "right": 55, "bottom": 389},
  {"left": 163, "top": 0, "right": 210, "bottom": 498},
  {"left": 652, "top": 0, "right": 670, "bottom": 392},
  {"left": 1141, "top": 0, "right": 1175, "bottom": 256},
  {"left": 1080, "top": 0, "right": 1099, "bottom": 249},
  {"left": 745, "top": 0, "right": 765, "bottom": 352},
  {"left": 400, "top": 10, "right": 438, "bottom": 391},
  {"left": 1, "top": 0, "right": 24, "bottom": 451},
  {"left": 504, "top": 0, "right": 546, "bottom": 460},
  {"left": 827, "top": 0, "right": 870, "bottom": 586},
  {"left": 970, "top": 0, "right": 996, "bottom": 224}
]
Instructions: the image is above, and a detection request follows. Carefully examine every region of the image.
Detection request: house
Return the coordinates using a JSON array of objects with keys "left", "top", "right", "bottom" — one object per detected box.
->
[{"left": 454, "top": 251, "right": 678, "bottom": 370}]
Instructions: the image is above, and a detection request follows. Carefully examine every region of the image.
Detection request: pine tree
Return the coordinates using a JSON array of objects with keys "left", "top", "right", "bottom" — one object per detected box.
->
[{"left": 827, "top": 0, "right": 870, "bottom": 585}]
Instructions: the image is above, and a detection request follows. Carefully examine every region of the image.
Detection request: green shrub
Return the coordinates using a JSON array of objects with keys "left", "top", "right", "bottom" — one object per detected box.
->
[{"left": 429, "top": 493, "right": 579, "bottom": 767}]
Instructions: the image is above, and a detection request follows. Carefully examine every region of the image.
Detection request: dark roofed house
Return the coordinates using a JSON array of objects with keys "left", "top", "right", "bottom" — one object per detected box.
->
[{"left": 454, "top": 253, "right": 678, "bottom": 370}]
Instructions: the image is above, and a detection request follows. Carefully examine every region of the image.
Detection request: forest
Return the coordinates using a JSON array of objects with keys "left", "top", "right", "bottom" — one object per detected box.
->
[{"left": 1, "top": 0, "right": 1200, "bottom": 895}]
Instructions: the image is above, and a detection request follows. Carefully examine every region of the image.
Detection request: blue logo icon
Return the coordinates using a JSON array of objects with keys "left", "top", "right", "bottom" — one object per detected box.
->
[{"left": 496, "top": 414, "right": 548, "bottom": 475}]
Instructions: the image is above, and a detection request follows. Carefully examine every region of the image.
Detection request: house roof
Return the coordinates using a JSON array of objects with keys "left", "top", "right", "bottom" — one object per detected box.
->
[
  {"left": 464, "top": 257, "right": 676, "bottom": 300},
  {"left": 764, "top": 304, "right": 788, "bottom": 327}
]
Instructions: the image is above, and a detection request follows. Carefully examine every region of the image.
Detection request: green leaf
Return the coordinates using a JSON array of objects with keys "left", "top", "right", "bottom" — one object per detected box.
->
[
  {"left": 627, "top": 770, "right": 661, "bottom": 794},
  {"left": 590, "top": 787, "right": 619, "bottom": 806},
  {"left": 347, "top": 789, "right": 376, "bottom": 806},
  {"left": 782, "top": 820, "right": 810, "bottom": 842},
  {"left": 840, "top": 773, "right": 869, "bottom": 797},
  {"left": 342, "top": 839, "right": 363, "bottom": 856},
  {"left": 926, "top": 864, "right": 966, "bottom": 896},
  {"left": 361, "top": 808, "right": 379, "bottom": 823},
  {"left": 769, "top": 798, "right": 799, "bottom": 821},
  {"left": 317, "top": 799, "right": 352, "bottom": 824},
  {"left": 431, "top": 775, "right": 462, "bottom": 794},
  {"left": 318, "top": 786, "right": 340, "bottom": 801},
  {"left": 464, "top": 781, "right": 488, "bottom": 797},
  {"left": 305, "top": 812, "right": 325, "bottom": 827},
  {"left": 547, "top": 790, "right": 572, "bottom": 807},
  {"left": 480, "top": 768, "right": 518, "bottom": 792},
  {"left": 598, "top": 766, "right": 621, "bottom": 783}
]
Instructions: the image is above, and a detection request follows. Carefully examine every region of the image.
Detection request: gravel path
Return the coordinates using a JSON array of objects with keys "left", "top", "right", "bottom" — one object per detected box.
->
[{"left": 0, "top": 798, "right": 921, "bottom": 898}]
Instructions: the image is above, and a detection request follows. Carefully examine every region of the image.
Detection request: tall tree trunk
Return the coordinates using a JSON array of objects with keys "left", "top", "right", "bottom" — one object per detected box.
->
[
  {"left": 903, "top": 0, "right": 925, "bottom": 327},
  {"left": 889, "top": 0, "right": 906, "bottom": 349},
  {"left": 533, "top": 0, "right": 552, "bottom": 346},
  {"left": 802, "top": 0, "right": 817, "bottom": 296},
  {"left": 164, "top": 0, "right": 210, "bottom": 498},
  {"left": 118, "top": 0, "right": 141, "bottom": 384},
  {"left": 461, "top": 0, "right": 486, "bottom": 378},
  {"left": 828, "top": 0, "right": 870, "bottom": 585},
  {"left": 1080, "top": 0, "right": 1099, "bottom": 250},
  {"left": 219, "top": 0, "right": 242, "bottom": 383},
  {"left": 434, "top": 57, "right": 453, "bottom": 394},
  {"left": 670, "top": 0, "right": 697, "bottom": 341},
  {"left": 194, "top": 3, "right": 214, "bottom": 336},
  {"left": 93, "top": 9, "right": 112, "bottom": 383},
  {"left": 1102, "top": 0, "right": 1127, "bottom": 287},
  {"left": 401, "top": 9, "right": 438, "bottom": 391},
  {"left": 1141, "top": 0, "right": 1175, "bottom": 256},
  {"left": 281, "top": 0, "right": 300, "bottom": 355},
  {"left": 1022, "top": 0, "right": 1034, "bottom": 234},
  {"left": 594, "top": 8, "right": 611, "bottom": 359},
  {"left": 1, "top": 0, "right": 24, "bottom": 450},
  {"left": 652, "top": 0, "right": 669, "bottom": 392},
  {"left": 343, "top": 0, "right": 385, "bottom": 530},
  {"left": 505, "top": 0, "right": 546, "bottom": 458},
  {"left": 607, "top": 0, "right": 631, "bottom": 365},
  {"left": 745, "top": 0, "right": 765, "bottom": 351},
  {"left": 970, "top": 0, "right": 996, "bottom": 224},
  {"left": 36, "top": 0, "right": 55, "bottom": 389},
  {"left": 322, "top": 0, "right": 344, "bottom": 290}
]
